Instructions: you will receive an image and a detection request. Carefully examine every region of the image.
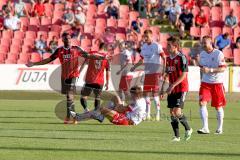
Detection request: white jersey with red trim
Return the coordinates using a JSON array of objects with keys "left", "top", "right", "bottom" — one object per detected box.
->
[
  {"left": 140, "top": 41, "right": 164, "bottom": 74},
  {"left": 126, "top": 98, "right": 146, "bottom": 125},
  {"left": 120, "top": 49, "right": 133, "bottom": 76},
  {"left": 199, "top": 49, "right": 226, "bottom": 83}
]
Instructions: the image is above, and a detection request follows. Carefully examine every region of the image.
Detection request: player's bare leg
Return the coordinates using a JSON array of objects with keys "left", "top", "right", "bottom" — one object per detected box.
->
[
  {"left": 198, "top": 101, "right": 210, "bottom": 134},
  {"left": 215, "top": 107, "right": 224, "bottom": 134}
]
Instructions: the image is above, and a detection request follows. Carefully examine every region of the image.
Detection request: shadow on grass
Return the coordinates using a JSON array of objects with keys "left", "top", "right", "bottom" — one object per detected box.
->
[
  {"left": 0, "top": 127, "right": 169, "bottom": 134},
  {"left": 0, "top": 147, "right": 239, "bottom": 157}
]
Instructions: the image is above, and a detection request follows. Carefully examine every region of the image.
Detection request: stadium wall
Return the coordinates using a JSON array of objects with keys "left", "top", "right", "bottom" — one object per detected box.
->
[{"left": 0, "top": 64, "right": 236, "bottom": 92}]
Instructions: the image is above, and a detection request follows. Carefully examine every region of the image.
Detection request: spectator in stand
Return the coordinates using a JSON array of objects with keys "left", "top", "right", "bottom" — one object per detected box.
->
[
  {"left": 112, "top": 0, "right": 120, "bottom": 8},
  {"left": 2, "top": 4, "right": 12, "bottom": 17},
  {"left": 35, "top": 34, "right": 47, "bottom": 56},
  {"left": 63, "top": 7, "right": 75, "bottom": 25},
  {"left": 105, "top": 0, "right": 119, "bottom": 19},
  {"left": 214, "top": 33, "right": 231, "bottom": 51},
  {"left": 189, "top": 42, "right": 202, "bottom": 66},
  {"left": 102, "top": 27, "right": 116, "bottom": 52},
  {"left": 71, "top": 26, "right": 81, "bottom": 39},
  {"left": 178, "top": 7, "right": 194, "bottom": 39},
  {"left": 14, "top": 0, "right": 30, "bottom": 18},
  {"left": 0, "top": 11, "right": 4, "bottom": 31},
  {"left": 95, "top": 0, "right": 105, "bottom": 6},
  {"left": 49, "top": 0, "right": 65, "bottom": 4},
  {"left": 130, "top": 16, "right": 143, "bottom": 34},
  {"left": 225, "top": 10, "right": 238, "bottom": 29},
  {"left": 169, "top": 0, "right": 181, "bottom": 28},
  {"left": 32, "top": 0, "right": 46, "bottom": 17},
  {"left": 183, "top": 0, "right": 195, "bottom": 10},
  {"left": 158, "top": 0, "right": 173, "bottom": 23},
  {"left": 128, "top": 0, "right": 138, "bottom": 11},
  {"left": 145, "top": 0, "right": 158, "bottom": 18},
  {"left": 74, "top": 7, "right": 86, "bottom": 34},
  {"left": 234, "top": 37, "right": 240, "bottom": 49},
  {"left": 48, "top": 36, "right": 58, "bottom": 53},
  {"left": 195, "top": 9, "right": 208, "bottom": 27},
  {"left": 4, "top": 12, "right": 21, "bottom": 31}
]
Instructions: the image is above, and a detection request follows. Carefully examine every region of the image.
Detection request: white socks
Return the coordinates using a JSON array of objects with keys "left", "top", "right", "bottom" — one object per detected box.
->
[
  {"left": 200, "top": 105, "right": 209, "bottom": 130},
  {"left": 216, "top": 107, "right": 224, "bottom": 131},
  {"left": 153, "top": 96, "right": 160, "bottom": 117},
  {"left": 145, "top": 96, "right": 151, "bottom": 117}
]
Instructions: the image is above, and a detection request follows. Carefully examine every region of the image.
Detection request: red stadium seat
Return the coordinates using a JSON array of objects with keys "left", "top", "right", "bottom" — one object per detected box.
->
[
  {"left": 97, "top": 4, "right": 106, "bottom": 14},
  {"left": 30, "top": 17, "right": 40, "bottom": 26},
  {"left": 20, "top": 17, "right": 29, "bottom": 31},
  {"left": 96, "top": 18, "right": 107, "bottom": 28},
  {"left": 222, "top": 48, "right": 233, "bottom": 59},
  {"left": 190, "top": 27, "right": 201, "bottom": 38},
  {"left": 222, "top": 1, "right": 230, "bottom": 7},
  {"left": 118, "top": 19, "right": 128, "bottom": 28},
  {"left": 41, "top": 17, "right": 52, "bottom": 26},
  {"left": 192, "top": 6, "right": 200, "bottom": 17},
  {"left": 0, "top": 38, "right": 11, "bottom": 47},
  {"left": 233, "top": 49, "right": 240, "bottom": 65},
  {"left": 0, "top": 54, "right": 5, "bottom": 64},
  {"left": 37, "top": 31, "right": 48, "bottom": 40},
  {"left": 44, "top": 3, "right": 54, "bottom": 17},
  {"left": 2, "top": 30, "right": 13, "bottom": 39},
  {"left": 222, "top": 7, "right": 231, "bottom": 21},
  {"left": 24, "top": 3, "right": 32, "bottom": 13},
  {"left": 160, "top": 33, "right": 170, "bottom": 43},
  {"left": 7, "top": 53, "right": 18, "bottom": 61},
  {"left": 129, "top": 11, "right": 139, "bottom": 21},
  {"left": 211, "top": 7, "right": 222, "bottom": 21},
  {"left": 19, "top": 53, "right": 30, "bottom": 61},
  {"left": 177, "top": 0, "right": 185, "bottom": 5},
  {"left": 39, "top": 25, "right": 49, "bottom": 32},
  {"left": 22, "top": 45, "right": 33, "bottom": 53},
  {"left": 201, "top": 27, "right": 211, "bottom": 38},
  {"left": 230, "top": 1, "right": 239, "bottom": 8},
  {"left": 119, "top": 5, "right": 129, "bottom": 19},
  {"left": 116, "top": 33, "right": 126, "bottom": 40},
  {"left": 17, "top": 59, "right": 29, "bottom": 64},
  {"left": 0, "top": 45, "right": 9, "bottom": 53},
  {"left": 28, "top": 25, "right": 39, "bottom": 32},
  {"left": 85, "top": 18, "right": 96, "bottom": 26},
  {"left": 5, "top": 59, "right": 17, "bottom": 64},
  {"left": 201, "top": 6, "right": 211, "bottom": 17},
  {"left": 54, "top": 3, "right": 64, "bottom": 11},
  {"left": 211, "top": 27, "right": 222, "bottom": 40},
  {"left": 11, "top": 38, "right": 22, "bottom": 46},
  {"left": 48, "top": 31, "right": 59, "bottom": 40},
  {"left": 222, "top": 27, "right": 233, "bottom": 36},
  {"left": 53, "top": 58, "right": 61, "bottom": 64},
  {"left": 51, "top": 25, "right": 62, "bottom": 33},
  {"left": 14, "top": 31, "right": 25, "bottom": 40},
  {"left": 107, "top": 19, "right": 117, "bottom": 27},
  {"left": 10, "top": 45, "right": 21, "bottom": 54},
  {"left": 150, "top": 26, "right": 160, "bottom": 35},
  {"left": 23, "top": 38, "right": 35, "bottom": 47},
  {"left": 42, "top": 52, "right": 52, "bottom": 59},
  {"left": 25, "top": 31, "right": 37, "bottom": 39},
  {"left": 71, "top": 39, "right": 81, "bottom": 46},
  {"left": 61, "top": 25, "right": 72, "bottom": 33}
]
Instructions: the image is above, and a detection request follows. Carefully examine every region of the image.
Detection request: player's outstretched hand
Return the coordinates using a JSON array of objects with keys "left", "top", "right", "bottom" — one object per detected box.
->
[
  {"left": 200, "top": 67, "right": 210, "bottom": 73},
  {"left": 26, "top": 61, "right": 34, "bottom": 67},
  {"left": 116, "top": 70, "right": 121, "bottom": 75},
  {"left": 105, "top": 83, "right": 109, "bottom": 90},
  {"left": 160, "top": 91, "right": 165, "bottom": 100}
]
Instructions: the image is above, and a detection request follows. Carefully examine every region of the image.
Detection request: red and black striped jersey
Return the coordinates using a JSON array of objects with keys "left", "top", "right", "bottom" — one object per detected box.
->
[
  {"left": 50, "top": 46, "right": 84, "bottom": 79},
  {"left": 166, "top": 53, "right": 189, "bottom": 93}
]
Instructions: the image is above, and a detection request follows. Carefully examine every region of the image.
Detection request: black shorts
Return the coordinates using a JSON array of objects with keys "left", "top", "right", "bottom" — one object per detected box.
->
[
  {"left": 167, "top": 92, "right": 187, "bottom": 109},
  {"left": 61, "top": 78, "right": 76, "bottom": 94},
  {"left": 81, "top": 83, "right": 103, "bottom": 97}
]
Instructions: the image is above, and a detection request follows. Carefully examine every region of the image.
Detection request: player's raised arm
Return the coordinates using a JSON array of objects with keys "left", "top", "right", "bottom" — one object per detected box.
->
[
  {"left": 26, "top": 48, "right": 59, "bottom": 67},
  {"left": 76, "top": 46, "right": 107, "bottom": 60}
]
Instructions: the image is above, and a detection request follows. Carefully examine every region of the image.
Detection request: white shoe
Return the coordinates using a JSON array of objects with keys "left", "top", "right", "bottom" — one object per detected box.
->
[
  {"left": 70, "top": 111, "right": 76, "bottom": 118},
  {"left": 146, "top": 114, "right": 151, "bottom": 121},
  {"left": 171, "top": 136, "right": 181, "bottom": 142},
  {"left": 155, "top": 114, "right": 160, "bottom": 121},
  {"left": 185, "top": 128, "right": 193, "bottom": 141},
  {"left": 84, "top": 108, "right": 90, "bottom": 113},
  {"left": 197, "top": 128, "right": 210, "bottom": 134},
  {"left": 214, "top": 129, "right": 223, "bottom": 135}
]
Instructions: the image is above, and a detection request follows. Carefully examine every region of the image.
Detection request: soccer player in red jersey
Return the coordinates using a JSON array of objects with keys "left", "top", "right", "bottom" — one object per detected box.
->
[
  {"left": 160, "top": 36, "right": 192, "bottom": 142},
  {"left": 26, "top": 32, "right": 107, "bottom": 124},
  {"left": 80, "top": 42, "right": 111, "bottom": 114}
]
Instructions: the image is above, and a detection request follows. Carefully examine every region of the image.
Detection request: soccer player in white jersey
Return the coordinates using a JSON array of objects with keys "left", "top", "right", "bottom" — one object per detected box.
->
[
  {"left": 116, "top": 41, "right": 134, "bottom": 105},
  {"left": 131, "top": 29, "right": 165, "bottom": 121},
  {"left": 197, "top": 36, "right": 227, "bottom": 134},
  {"left": 71, "top": 85, "right": 146, "bottom": 126}
]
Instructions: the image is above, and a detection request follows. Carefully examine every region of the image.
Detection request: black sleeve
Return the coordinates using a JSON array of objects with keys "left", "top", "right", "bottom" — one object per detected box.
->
[
  {"left": 76, "top": 46, "right": 89, "bottom": 58},
  {"left": 180, "top": 54, "right": 188, "bottom": 72}
]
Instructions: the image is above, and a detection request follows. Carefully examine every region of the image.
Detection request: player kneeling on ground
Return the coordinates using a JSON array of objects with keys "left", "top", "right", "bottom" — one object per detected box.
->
[{"left": 71, "top": 85, "right": 146, "bottom": 125}]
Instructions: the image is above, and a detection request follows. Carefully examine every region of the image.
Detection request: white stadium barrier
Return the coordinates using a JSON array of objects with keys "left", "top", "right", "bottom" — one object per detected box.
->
[{"left": 0, "top": 64, "right": 232, "bottom": 92}]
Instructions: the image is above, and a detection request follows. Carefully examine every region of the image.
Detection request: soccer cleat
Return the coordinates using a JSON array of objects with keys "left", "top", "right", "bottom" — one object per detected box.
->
[
  {"left": 84, "top": 108, "right": 90, "bottom": 113},
  {"left": 171, "top": 136, "right": 181, "bottom": 142},
  {"left": 185, "top": 128, "right": 193, "bottom": 141},
  {"left": 91, "top": 111, "right": 105, "bottom": 123},
  {"left": 197, "top": 128, "right": 210, "bottom": 134},
  {"left": 214, "top": 129, "right": 223, "bottom": 135},
  {"left": 64, "top": 117, "right": 71, "bottom": 124},
  {"left": 70, "top": 111, "right": 76, "bottom": 118}
]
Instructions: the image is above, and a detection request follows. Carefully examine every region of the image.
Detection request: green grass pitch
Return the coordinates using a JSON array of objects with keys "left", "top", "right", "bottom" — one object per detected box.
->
[{"left": 0, "top": 92, "right": 239, "bottom": 160}]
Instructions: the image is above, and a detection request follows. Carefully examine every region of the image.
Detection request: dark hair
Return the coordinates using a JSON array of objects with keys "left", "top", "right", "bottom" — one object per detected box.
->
[
  {"left": 167, "top": 36, "right": 180, "bottom": 47},
  {"left": 202, "top": 35, "right": 212, "bottom": 40},
  {"left": 144, "top": 29, "right": 152, "bottom": 35},
  {"left": 99, "top": 42, "right": 105, "bottom": 50},
  {"left": 61, "top": 32, "right": 70, "bottom": 38},
  {"left": 130, "top": 85, "right": 143, "bottom": 98}
]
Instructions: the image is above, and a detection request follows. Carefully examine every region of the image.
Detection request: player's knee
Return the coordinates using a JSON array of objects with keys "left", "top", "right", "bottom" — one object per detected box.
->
[
  {"left": 170, "top": 115, "right": 178, "bottom": 122},
  {"left": 199, "top": 101, "right": 207, "bottom": 107}
]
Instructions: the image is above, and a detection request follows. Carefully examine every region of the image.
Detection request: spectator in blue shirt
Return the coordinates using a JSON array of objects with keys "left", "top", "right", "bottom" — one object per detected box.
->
[
  {"left": 225, "top": 10, "right": 238, "bottom": 29},
  {"left": 95, "top": 0, "right": 105, "bottom": 6},
  {"left": 35, "top": 35, "right": 47, "bottom": 56},
  {"left": 130, "top": 17, "right": 143, "bottom": 33},
  {"left": 214, "top": 33, "right": 231, "bottom": 51}
]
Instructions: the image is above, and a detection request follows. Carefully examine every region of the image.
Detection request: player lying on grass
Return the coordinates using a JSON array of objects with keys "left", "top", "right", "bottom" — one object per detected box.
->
[{"left": 70, "top": 85, "right": 147, "bottom": 125}]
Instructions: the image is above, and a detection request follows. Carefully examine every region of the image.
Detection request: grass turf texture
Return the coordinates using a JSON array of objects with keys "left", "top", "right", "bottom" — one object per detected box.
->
[{"left": 0, "top": 92, "right": 239, "bottom": 160}]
